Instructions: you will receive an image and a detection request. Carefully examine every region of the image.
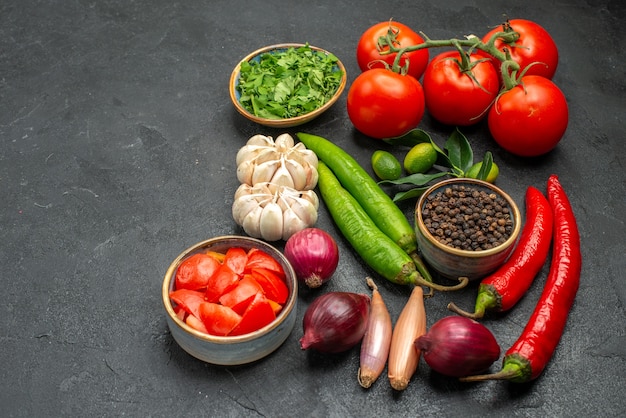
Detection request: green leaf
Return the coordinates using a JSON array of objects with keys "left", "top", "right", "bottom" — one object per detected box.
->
[
  {"left": 378, "top": 171, "right": 448, "bottom": 186},
  {"left": 383, "top": 128, "right": 433, "bottom": 147},
  {"left": 476, "top": 151, "right": 493, "bottom": 181},
  {"left": 444, "top": 128, "right": 474, "bottom": 174},
  {"left": 392, "top": 187, "right": 431, "bottom": 202}
]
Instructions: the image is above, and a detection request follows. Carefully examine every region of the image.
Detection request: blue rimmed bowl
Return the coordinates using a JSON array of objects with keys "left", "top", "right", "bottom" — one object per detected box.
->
[
  {"left": 162, "top": 235, "right": 298, "bottom": 365},
  {"left": 229, "top": 43, "right": 347, "bottom": 128}
]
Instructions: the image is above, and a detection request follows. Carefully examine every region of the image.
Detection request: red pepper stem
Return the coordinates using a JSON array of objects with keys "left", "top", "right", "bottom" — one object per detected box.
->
[
  {"left": 448, "top": 284, "right": 500, "bottom": 319},
  {"left": 459, "top": 354, "right": 533, "bottom": 383}
]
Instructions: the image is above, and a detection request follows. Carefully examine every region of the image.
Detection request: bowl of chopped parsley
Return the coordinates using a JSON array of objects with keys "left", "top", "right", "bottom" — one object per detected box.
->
[{"left": 229, "top": 43, "right": 347, "bottom": 127}]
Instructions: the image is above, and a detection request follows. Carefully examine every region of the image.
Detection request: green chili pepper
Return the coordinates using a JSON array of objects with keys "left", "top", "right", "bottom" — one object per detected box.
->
[
  {"left": 317, "top": 161, "right": 467, "bottom": 292},
  {"left": 296, "top": 132, "right": 437, "bottom": 283}
]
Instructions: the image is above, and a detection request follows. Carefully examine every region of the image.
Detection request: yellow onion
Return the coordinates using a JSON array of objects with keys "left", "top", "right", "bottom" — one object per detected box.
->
[
  {"left": 358, "top": 278, "right": 392, "bottom": 388},
  {"left": 387, "top": 286, "right": 426, "bottom": 391}
]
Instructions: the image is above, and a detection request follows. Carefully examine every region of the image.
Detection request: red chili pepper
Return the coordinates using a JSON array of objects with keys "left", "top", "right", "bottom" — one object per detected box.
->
[
  {"left": 448, "top": 186, "right": 554, "bottom": 318},
  {"left": 461, "top": 174, "right": 581, "bottom": 383}
]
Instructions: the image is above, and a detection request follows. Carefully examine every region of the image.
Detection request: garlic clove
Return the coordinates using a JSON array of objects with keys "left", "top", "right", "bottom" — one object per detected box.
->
[
  {"left": 252, "top": 159, "right": 281, "bottom": 185},
  {"left": 283, "top": 158, "right": 308, "bottom": 191},
  {"left": 234, "top": 183, "right": 253, "bottom": 200},
  {"left": 236, "top": 160, "right": 255, "bottom": 185},
  {"left": 232, "top": 194, "right": 260, "bottom": 225},
  {"left": 259, "top": 202, "right": 284, "bottom": 241},
  {"left": 275, "top": 133, "right": 295, "bottom": 152},
  {"left": 242, "top": 205, "right": 264, "bottom": 239},
  {"left": 270, "top": 159, "right": 297, "bottom": 189},
  {"left": 247, "top": 134, "right": 274, "bottom": 146},
  {"left": 282, "top": 206, "right": 309, "bottom": 240}
]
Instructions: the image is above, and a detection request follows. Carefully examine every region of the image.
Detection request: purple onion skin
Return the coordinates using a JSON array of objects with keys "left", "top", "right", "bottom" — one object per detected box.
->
[
  {"left": 415, "top": 316, "right": 500, "bottom": 377},
  {"left": 300, "top": 292, "right": 370, "bottom": 353},
  {"left": 284, "top": 228, "right": 339, "bottom": 289}
]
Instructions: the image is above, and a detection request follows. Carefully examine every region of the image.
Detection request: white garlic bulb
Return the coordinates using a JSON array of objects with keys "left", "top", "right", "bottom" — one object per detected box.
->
[
  {"left": 236, "top": 133, "right": 319, "bottom": 191},
  {"left": 232, "top": 182, "right": 319, "bottom": 241}
]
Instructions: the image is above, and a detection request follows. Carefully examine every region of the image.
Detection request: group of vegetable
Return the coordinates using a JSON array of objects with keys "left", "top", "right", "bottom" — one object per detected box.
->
[
  {"left": 168, "top": 15, "right": 582, "bottom": 395},
  {"left": 295, "top": 169, "right": 580, "bottom": 389},
  {"left": 348, "top": 19, "right": 569, "bottom": 157}
]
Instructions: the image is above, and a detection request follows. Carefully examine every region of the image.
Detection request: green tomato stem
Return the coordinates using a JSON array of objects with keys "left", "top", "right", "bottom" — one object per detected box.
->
[{"left": 381, "top": 27, "right": 522, "bottom": 90}]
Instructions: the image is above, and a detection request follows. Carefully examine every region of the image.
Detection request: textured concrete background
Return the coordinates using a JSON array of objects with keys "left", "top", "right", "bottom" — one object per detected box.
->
[{"left": 1, "top": 0, "right": 625, "bottom": 416}]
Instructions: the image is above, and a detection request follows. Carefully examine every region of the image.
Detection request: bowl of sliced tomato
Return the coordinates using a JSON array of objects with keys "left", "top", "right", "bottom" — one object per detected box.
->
[
  {"left": 162, "top": 235, "right": 298, "bottom": 365},
  {"left": 229, "top": 43, "right": 347, "bottom": 128}
]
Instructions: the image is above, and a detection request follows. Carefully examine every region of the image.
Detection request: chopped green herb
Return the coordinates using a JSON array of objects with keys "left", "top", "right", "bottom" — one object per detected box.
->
[{"left": 236, "top": 44, "right": 343, "bottom": 119}]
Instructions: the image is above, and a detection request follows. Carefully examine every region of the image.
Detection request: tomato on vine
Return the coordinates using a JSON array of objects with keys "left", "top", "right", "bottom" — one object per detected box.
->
[
  {"left": 422, "top": 50, "right": 499, "bottom": 126},
  {"left": 488, "top": 75, "right": 568, "bottom": 157},
  {"left": 481, "top": 19, "right": 559, "bottom": 80},
  {"left": 347, "top": 68, "right": 425, "bottom": 139},
  {"left": 356, "top": 21, "right": 429, "bottom": 80}
]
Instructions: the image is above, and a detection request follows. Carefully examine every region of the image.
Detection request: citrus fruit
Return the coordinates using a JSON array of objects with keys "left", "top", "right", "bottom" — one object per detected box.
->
[
  {"left": 403, "top": 142, "right": 437, "bottom": 174},
  {"left": 466, "top": 161, "right": 500, "bottom": 183},
  {"left": 371, "top": 150, "right": 402, "bottom": 180}
]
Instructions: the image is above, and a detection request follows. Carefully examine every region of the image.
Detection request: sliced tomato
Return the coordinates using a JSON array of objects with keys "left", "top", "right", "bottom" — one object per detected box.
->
[
  {"left": 245, "top": 248, "right": 285, "bottom": 278},
  {"left": 175, "top": 253, "right": 221, "bottom": 291},
  {"left": 218, "top": 275, "right": 264, "bottom": 314},
  {"left": 185, "top": 313, "right": 209, "bottom": 333},
  {"left": 251, "top": 267, "right": 289, "bottom": 305},
  {"left": 174, "top": 305, "right": 187, "bottom": 321},
  {"left": 205, "top": 263, "right": 240, "bottom": 303},
  {"left": 224, "top": 247, "right": 248, "bottom": 276},
  {"left": 230, "top": 292, "right": 276, "bottom": 336},
  {"left": 169, "top": 289, "right": 206, "bottom": 319},
  {"left": 198, "top": 302, "right": 242, "bottom": 336}
]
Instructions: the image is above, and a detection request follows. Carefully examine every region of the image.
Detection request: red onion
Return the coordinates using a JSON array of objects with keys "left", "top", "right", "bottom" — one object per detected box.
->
[
  {"left": 284, "top": 228, "right": 339, "bottom": 289},
  {"left": 300, "top": 291, "right": 370, "bottom": 353},
  {"left": 415, "top": 316, "right": 500, "bottom": 377}
]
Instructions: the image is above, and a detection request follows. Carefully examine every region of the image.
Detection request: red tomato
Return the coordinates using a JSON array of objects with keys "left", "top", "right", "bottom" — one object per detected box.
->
[
  {"left": 245, "top": 247, "right": 285, "bottom": 278},
  {"left": 185, "top": 314, "right": 208, "bottom": 334},
  {"left": 230, "top": 292, "right": 276, "bottom": 336},
  {"left": 422, "top": 51, "right": 499, "bottom": 126},
  {"left": 356, "top": 21, "right": 429, "bottom": 80},
  {"left": 481, "top": 19, "right": 558, "bottom": 80},
  {"left": 198, "top": 302, "right": 242, "bottom": 336},
  {"left": 169, "top": 289, "right": 206, "bottom": 319},
  {"left": 251, "top": 267, "right": 289, "bottom": 305},
  {"left": 347, "top": 68, "right": 425, "bottom": 139},
  {"left": 488, "top": 75, "right": 568, "bottom": 157},
  {"left": 218, "top": 275, "right": 264, "bottom": 315},
  {"left": 205, "top": 263, "right": 240, "bottom": 303},
  {"left": 175, "top": 253, "right": 220, "bottom": 291},
  {"left": 224, "top": 247, "right": 248, "bottom": 276}
]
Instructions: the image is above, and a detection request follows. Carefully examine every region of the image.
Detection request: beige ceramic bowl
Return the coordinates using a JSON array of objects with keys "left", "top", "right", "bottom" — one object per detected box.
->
[
  {"left": 415, "top": 178, "right": 522, "bottom": 281},
  {"left": 162, "top": 235, "right": 298, "bottom": 365},
  {"left": 229, "top": 43, "right": 347, "bottom": 128}
]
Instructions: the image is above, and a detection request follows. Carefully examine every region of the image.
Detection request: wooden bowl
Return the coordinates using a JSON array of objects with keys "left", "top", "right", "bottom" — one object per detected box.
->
[
  {"left": 415, "top": 178, "right": 522, "bottom": 281},
  {"left": 229, "top": 43, "right": 347, "bottom": 128}
]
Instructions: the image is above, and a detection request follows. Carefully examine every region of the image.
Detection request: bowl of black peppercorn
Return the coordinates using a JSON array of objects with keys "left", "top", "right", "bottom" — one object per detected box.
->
[{"left": 415, "top": 178, "right": 522, "bottom": 281}]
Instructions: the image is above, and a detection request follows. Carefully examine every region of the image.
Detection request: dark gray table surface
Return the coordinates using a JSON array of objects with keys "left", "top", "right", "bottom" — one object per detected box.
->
[{"left": 2, "top": 1, "right": 625, "bottom": 417}]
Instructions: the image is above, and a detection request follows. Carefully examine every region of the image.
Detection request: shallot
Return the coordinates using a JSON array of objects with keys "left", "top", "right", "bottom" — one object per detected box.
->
[
  {"left": 284, "top": 228, "right": 339, "bottom": 289},
  {"left": 358, "top": 278, "right": 392, "bottom": 388},
  {"left": 300, "top": 292, "right": 370, "bottom": 353},
  {"left": 415, "top": 316, "right": 501, "bottom": 377},
  {"left": 387, "top": 285, "right": 426, "bottom": 391}
]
